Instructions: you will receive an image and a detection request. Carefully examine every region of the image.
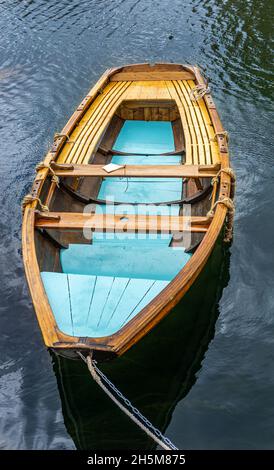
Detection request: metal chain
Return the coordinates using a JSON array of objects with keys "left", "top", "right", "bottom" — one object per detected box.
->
[{"left": 78, "top": 351, "right": 178, "bottom": 450}]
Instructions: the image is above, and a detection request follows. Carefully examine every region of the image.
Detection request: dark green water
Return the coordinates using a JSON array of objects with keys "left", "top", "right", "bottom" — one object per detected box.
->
[{"left": 0, "top": 0, "right": 273, "bottom": 450}]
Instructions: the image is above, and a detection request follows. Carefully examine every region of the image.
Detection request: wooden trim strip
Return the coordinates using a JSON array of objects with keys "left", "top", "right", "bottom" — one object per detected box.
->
[
  {"left": 181, "top": 81, "right": 212, "bottom": 165},
  {"left": 165, "top": 81, "right": 193, "bottom": 165},
  {"left": 60, "top": 180, "right": 211, "bottom": 206},
  {"left": 56, "top": 68, "right": 116, "bottom": 161},
  {"left": 187, "top": 80, "right": 218, "bottom": 164},
  {"left": 175, "top": 81, "right": 203, "bottom": 165},
  {"left": 75, "top": 82, "right": 129, "bottom": 165},
  {"left": 35, "top": 212, "right": 211, "bottom": 233},
  {"left": 81, "top": 82, "right": 132, "bottom": 165},
  {"left": 101, "top": 148, "right": 185, "bottom": 157},
  {"left": 59, "top": 82, "right": 124, "bottom": 165},
  {"left": 171, "top": 80, "right": 197, "bottom": 164}
]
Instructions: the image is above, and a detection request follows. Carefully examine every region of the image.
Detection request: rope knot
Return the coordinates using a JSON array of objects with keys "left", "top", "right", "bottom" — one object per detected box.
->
[
  {"left": 211, "top": 167, "right": 236, "bottom": 184},
  {"left": 53, "top": 132, "right": 70, "bottom": 142},
  {"left": 190, "top": 84, "right": 210, "bottom": 101},
  {"left": 36, "top": 161, "right": 60, "bottom": 187},
  {"left": 207, "top": 197, "right": 235, "bottom": 243},
  {"left": 207, "top": 196, "right": 235, "bottom": 217},
  {"left": 21, "top": 194, "right": 49, "bottom": 214}
]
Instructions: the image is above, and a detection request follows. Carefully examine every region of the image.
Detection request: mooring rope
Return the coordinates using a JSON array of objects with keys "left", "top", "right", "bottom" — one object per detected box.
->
[
  {"left": 207, "top": 196, "right": 235, "bottom": 243},
  {"left": 21, "top": 194, "right": 49, "bottom": 214},
  {"left": 211, "top": 167, "right": 235, "bottom": 185},
  {"left": 77, "top": 352, "right": 178, "bottom": 451},
  {"left": 36, "top": 161, "right": 60, "bottom": 187},
  {"left": 189, "top": 84, "right": 210, "bottom": 101},
  {"left": 211, "top": 167, "right": 236, "bottom": 200},
  {"left": 207, "top": 166, "right": 236, "bottom": 243},
  {"left": 53, "top": 132, "right": 70, "bottom": 141}
]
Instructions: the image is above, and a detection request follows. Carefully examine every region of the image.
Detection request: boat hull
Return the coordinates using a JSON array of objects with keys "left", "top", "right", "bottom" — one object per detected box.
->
[{"left": 22, "top": 63, "right": 232, "bottom": 359}]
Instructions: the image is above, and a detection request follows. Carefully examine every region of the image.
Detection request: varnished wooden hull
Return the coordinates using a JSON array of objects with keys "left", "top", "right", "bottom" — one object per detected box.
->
[{"left": 22, "top": 63, "right": 232, "bottom": 360}]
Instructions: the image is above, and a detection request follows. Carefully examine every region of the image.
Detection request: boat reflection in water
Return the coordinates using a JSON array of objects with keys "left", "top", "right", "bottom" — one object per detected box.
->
[{"left": 52, "top": 239, "right": 230, "bottom": 450}]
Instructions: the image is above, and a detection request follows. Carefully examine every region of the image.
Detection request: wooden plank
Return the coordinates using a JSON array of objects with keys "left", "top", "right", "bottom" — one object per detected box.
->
[
  {"left": 54, "top": 164, "right": 219, "bottom": 178},
  {"left": 178, "top": 80, "right": 203, "bottom": 164},
  {"left": 56, "top": 69, "right": 116, "bottom": 164},
  {"left": 187, "top": 80, "right": 218, "bottom": 165},
  {"left": 35, "top": 212, "right": 210, "bottom": 232},
  {"left": 165, "top": 81, "right": 193, "bottom": 164},
  {"left": 121, "top": 100, "right": 175, "bottom": 108},
  {"left": 191, "top": 69, "right": 223, "bottom": 162},
  {"left": 60, "top": 82, "right": 128, "bottom": 165},
  {"left": 57, "top": 83, "right": 119, "bottom": 164},
  {"left": 181, "top": 81, "right": 210, "bottom": 165},
  {"left": 115, "top": 63, "right": 190, "bottom": 73},
  {"left": 78, "top": 82, "right": 131, "bottom": 165},
  {"left": 110, "top": 71, "right": 194, "bottom": 81},
  {"left": 173, "top": 81, "right": 199, "bottom": 165},
  {"left": 126, "top": 80, "right": 171, "bottom": 100}
]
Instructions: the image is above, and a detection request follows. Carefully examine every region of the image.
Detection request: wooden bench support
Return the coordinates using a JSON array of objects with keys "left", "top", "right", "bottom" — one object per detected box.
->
[
  {"left": 61, "top": 181, "right": 211, "bottom": 207},
  {"left": 98, "top": 146, "right": 185, "bottom": 157}
]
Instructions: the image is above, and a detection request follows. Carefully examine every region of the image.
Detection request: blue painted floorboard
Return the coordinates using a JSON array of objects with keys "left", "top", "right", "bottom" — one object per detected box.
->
[{"left": 41, "top": 120, "right": 191, "bottom": 338}]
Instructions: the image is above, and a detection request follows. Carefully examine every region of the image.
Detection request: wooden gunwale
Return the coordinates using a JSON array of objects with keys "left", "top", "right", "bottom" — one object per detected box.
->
[
  {"left": 28, "top": 67, "right": 121, "bottom": 193},
  {"left": 22, "top": 63, "right": 231, "bottom": 356},
  {"left": 59, "top": 81, "right": 127, "bottom": 165},
  {"left": 58, "top": 82, "right": 122, "bottom": 164},
  {"left": 76, "top": 82, "right": 131, "bottom": 165}
]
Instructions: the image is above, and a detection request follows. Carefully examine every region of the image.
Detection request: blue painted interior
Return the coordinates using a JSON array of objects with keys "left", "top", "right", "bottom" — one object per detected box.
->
[
  {"left": 92, "top": 232, "right": 173, "bottom": 243},
  {"left": 98, "top": 121, "right": 182, "bottom": 204},
  {"left": 60, "top": 244, "right": 189, "bottom": 281},
  {"left": 95, "top": 203, "right": 180, "bottom": 216},
  {"left": 98, "top": 180, "right": 182, "bottom": 204},
  {"left": 41, "top": 272, "right": 170, "bottom": 338},
  {"left": 41, "top": 120, "right": 191, "bottom": 338},
  {"left": 113, "top": 120, "right": 175, "bottom": 153}
]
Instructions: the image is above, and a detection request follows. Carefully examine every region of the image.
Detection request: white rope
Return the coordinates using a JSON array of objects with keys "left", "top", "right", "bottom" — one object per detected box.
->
[
  {"left": 189, "top": 84, "right": 210, "bottom": 101},
  {"left": 36, "top": 161, "right": 60, "bottom": 187},
  {"left": 78, "top": 352, "right": 178, "bottom": 450}
]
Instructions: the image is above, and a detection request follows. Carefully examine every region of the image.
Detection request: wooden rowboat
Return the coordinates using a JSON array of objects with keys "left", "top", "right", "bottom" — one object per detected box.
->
[{"left": 22, "top": 63, "right": 234, "bottom": 360}]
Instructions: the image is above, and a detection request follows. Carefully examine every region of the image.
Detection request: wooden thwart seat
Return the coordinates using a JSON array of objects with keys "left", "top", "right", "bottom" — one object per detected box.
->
[
  {"left": 35, "top": 212, "right": 211, "bottom": 233},
  {"left": 110, "top": 71, "right": 195, "bottom": 81},
  {"left": 52, "top": 163, "right": 219, "bottom": 178}
]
